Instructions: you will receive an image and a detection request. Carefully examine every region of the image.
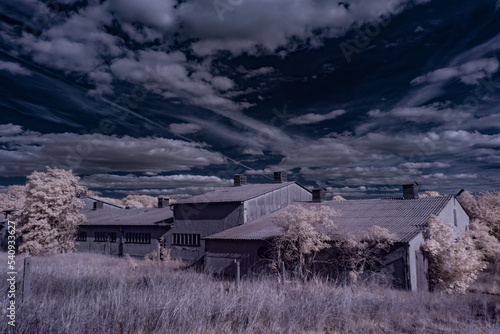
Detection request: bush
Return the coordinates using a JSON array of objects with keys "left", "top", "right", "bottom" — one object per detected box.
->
[{"left": 423, "top": 216, "right": 486, "bottom": 293}]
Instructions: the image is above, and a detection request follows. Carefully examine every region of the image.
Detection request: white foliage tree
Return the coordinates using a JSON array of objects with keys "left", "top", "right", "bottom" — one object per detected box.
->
[
  {"left": 333, "top": 225, "right": 397, "bottom": 281},
  {"left": 122, "top": 195, "right": 158, "bottom": 208},
  {"left": 422, "top": 215, "right": 485, "bottom": 294},
  {"left": 0, "top": 185, "right": 27, "bottom": 212},
  {"left": 11, "top": 167, "right": 87, "bottom": 255},
  {"left": 458, "top": 191, "right": 500, "bottom": 262},
  {"left": 272, "top": 205, "right": 339, "bottom": 280}
]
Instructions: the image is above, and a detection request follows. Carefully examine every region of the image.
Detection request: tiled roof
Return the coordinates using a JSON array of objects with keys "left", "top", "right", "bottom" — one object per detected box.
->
[
  {"left": 205, "top": 195, "right": 453, "bottom": 243},
  {"left": 82, "top": 207, "right": 173, "bottom": 226},
  {"left": 175, "top": 182, "right": 306, "bottom": 204}
]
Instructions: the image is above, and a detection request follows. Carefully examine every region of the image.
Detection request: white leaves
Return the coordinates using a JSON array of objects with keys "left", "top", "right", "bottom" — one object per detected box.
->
[
  {"left": 10, "top": 166, "right": 87, "bottom": 255},
  {"left": 423, "top": 215, "right": 486, "bottom": 294},
  {"left": 272, "top": 205, "right": 339, "bottom": 278}
]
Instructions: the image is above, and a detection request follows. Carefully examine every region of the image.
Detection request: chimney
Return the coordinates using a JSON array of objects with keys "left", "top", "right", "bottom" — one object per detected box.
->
[
  {"left": 274, "top": 170, "right": 287, "bottom": 183},
  {"left": 403, "top": 182, "right": 419, "bottom": 199},
  {"left": 158, "top": 197, "right": 170, "bottom": 208},
  {"left": 312, "top": 188, "right": 326, "bottom": 202},
  {"left": 93, "top": 201, "right": 103, "bottom": 210},
  {"left": 234, "top": 174, "right": 247, "bottom": 186}
]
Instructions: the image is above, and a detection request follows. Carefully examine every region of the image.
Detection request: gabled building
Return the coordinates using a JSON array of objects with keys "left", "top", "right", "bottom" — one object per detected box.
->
[
  {"left": 77, "top": 204, "right": 173, "bottom": 258},
  {"left": 167, "top": 172, "right": 312, "bottom": 263},
  {"left": 81, "top": 195, "right": 125, "bottom": 210},
  {"left": 204, "top": 184, "right": 469, "bottom": 291}
]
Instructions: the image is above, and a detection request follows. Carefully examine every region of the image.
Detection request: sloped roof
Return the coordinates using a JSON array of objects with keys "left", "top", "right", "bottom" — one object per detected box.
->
[
  {"left": 82, "top": 207, "right": 173, "bottom": 226},
  {"left": 205, "top": 195, "right": 453, "bottom": 243},
  {"left": 175, "top": 182, "right": 308, "bottom": 204},
  {"left": 82, "top": 196, "right": 126, "bottom": 209}
]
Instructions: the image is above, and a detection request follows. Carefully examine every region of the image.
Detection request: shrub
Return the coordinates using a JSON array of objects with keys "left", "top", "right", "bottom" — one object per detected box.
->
[
  {"left": 271, "top": 205, "right": 339, "bottom": 280},
  {"left": 423, "top": 215, "right": 486, "bottom": 293}
]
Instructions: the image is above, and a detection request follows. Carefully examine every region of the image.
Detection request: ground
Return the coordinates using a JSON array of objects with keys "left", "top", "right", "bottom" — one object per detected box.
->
[{"left": 0, "top": 252, "right": 499, "bottom": 334}]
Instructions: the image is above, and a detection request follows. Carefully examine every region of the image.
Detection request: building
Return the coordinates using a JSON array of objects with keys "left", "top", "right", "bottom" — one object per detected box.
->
[
  {"left": 77, "top": 204, "right": 173, "bottom": 258},
  {"left": 81, "top": 195, "right": 125, "bottom": 210},
  {"left": 204, "top": 184, "right": 469, "bottom": 291},
  {"left": 167, "top": 172, "right": 312, "bottom": 263}
]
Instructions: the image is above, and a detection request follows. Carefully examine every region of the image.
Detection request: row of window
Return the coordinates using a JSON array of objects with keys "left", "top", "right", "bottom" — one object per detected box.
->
[
  {"left": 172, "top": 233, "right": 200, "bottom": 247},
  {"left": 76, "top": 232, "right": 201, "bottom": 247},
  {"left": 76, "top": 232, "right": 151, "bottom": 244}
]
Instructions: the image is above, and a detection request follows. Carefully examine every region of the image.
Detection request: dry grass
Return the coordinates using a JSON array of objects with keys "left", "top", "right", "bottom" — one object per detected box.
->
[{"left": 0, "top": 252, "right": 499, "bottom": 334}]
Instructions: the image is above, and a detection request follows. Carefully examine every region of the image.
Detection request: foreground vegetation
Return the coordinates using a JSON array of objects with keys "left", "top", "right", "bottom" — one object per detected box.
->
[{"left": 1, "top": 253, "right": 499, "bottom": 334}]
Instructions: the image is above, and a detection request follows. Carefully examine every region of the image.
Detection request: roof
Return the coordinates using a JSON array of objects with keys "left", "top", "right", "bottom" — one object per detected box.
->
[
  {"left": 82, "top": 196, "right": 126, "bottom": 209},
  {"left": 205, "top": 195, "right": 453, "bottom": 243},
  {"left": 82, "top": 207, "right": 173, "bottom": 226},
  {"left": 175, "top": 182, "right": 308, "bottom": 204}
]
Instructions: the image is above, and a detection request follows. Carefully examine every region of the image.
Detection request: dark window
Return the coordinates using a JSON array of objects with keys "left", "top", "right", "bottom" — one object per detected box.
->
[
  {"left": 172, "top": 233, "right": 200, "bottom": 247},
  {"left": 453, "top": 209, "right": 458, "bottom": 227},
  {"left": 76, "top": 231, "right": 87, "bottom": 242},
  {"left": 125, "top": 232, "right": 151, "bottom": 244},
  {"left": 95, "top": 232, "right": 116, "bottom": 242}
]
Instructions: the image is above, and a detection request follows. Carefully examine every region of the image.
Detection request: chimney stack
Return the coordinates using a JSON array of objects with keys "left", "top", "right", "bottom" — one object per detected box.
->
[
  {"left": 403, "top": 182, "right": 419, "bottom": 199},
  {"left": 274, "top": 171, "right": 287, "bottom": 183},
  {"left": 158, "top": 197, "right": 170, "bottom": 208},
  {"left": 312, "top": 188, "right": 326, "bottom": 202},
  {"left": 93, "top": 201, "right": 103, "bottom": 210},
  {"left": 234, "top": 174, "right": 247, "bottom": 186}
]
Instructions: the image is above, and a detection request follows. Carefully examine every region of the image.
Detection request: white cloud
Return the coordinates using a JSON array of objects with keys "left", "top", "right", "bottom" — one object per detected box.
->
[
  {"left": 0, "top": 61, "right": 31, "bottom": 76},
  {"left": 0, "top": 127, "right": 226, "bottom": 176},
  {"left": 179, "top": 0, "right": 412, "bottom": 56},
  {"left": 0, "top": 124, "right": 23, "bottom": 136},
  {"left": 108, "top": 0, "right": 177, "bottom": 31},
  {"left": 411, "top": 58, "right": 499, "bottom": 85},
  {"left": 288, "top": 109, "right": 346, "bottom": 125},
  {"left": 168, "top": 123, "right": 202, "bottom": 135},
  {"left": 81, "top": 173, "right": 231, "bottom": 190}
]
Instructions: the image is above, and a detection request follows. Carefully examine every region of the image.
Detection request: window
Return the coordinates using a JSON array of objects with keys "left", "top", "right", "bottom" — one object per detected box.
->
[
  {"left": 453, "top": 209, "right": 458, "bottom": 227},
  {"left": 125, "top": 232, "right": 151, "bottom": 244},
  {"left": 172, "top": 233, "right": 200, "bottom": 247},
  {"left": 76, "top": 231, "right": 87, "bottom": 242},
  {"left": 95, "top": 232, "right": 117, "bottom": 242}
]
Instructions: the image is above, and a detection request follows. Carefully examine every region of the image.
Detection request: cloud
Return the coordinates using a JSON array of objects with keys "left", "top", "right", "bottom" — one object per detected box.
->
[
  {"left": 368, "top": 105, "right": 471, "bottom": 124},
  {"left": 80, "top": 173, "right": 231, "bottom": 190},
  {"left": 179, "top": 0, "right": 412, "bottom": 56},
  {"left": 288, "top": 109, "right": 346, "bottom": 125},
  {"left": 0, "top": 61, "right": 32, "bottom": 76},
  {"left": 168, "top": 123, "right": 202, "bottom": 135},
  {"left": 411, "top": 58, "right": 499, "bottom": 85},
  {"left": 0, "top": 126, "right": 226, "bottom": 176},
  {"left": 0, "top": 124, "right": 23, "bottom": 136}
]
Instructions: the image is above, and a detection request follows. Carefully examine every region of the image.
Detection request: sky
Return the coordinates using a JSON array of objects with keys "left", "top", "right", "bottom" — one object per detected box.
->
[{"left": 0, "top": 0, "right": 499, "bottom": 200}]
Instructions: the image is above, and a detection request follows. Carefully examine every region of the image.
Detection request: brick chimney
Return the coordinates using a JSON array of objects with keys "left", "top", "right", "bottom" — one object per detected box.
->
[
  {"left": 312, "top": 188, "right": 326, "bottom": 202},
  {"left": 234, "top": 174, "right": 247, "bottom": 186},
  {"left": 158, "top": 197, "right": 170, "bottom": 208},
  {"left": 274, "top": 171, "right": 287, "bottom": 183},
  {"left": 403, "top": 182, "right": 419, "bottom": 199}
]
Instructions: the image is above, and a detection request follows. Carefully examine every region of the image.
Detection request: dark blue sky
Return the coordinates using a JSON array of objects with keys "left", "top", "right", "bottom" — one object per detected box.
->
[{"left": 0, "top": 0, "right": 499, "bottom": 199}]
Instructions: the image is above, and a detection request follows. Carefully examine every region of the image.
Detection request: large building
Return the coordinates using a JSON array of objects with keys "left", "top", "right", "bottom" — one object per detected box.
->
[
  {"left": 167, "top": 172, "right": 312, "bottom": 263},
  {"left": 204, "top": 184, "right": 469, "bottom": 291},
  {"left": 77, "top": 204, "right": 173, "bottom": 258}
]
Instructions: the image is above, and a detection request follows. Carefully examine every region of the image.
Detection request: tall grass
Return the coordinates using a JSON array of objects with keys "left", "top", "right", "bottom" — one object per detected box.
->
[{"left": 0, "top": 252, "right": 499, "bottom": 334}]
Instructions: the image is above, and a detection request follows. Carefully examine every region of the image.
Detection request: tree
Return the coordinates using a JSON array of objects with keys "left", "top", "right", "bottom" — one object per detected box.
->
[
  {"left": 271, "top": 205, "right": 339, "bottom": 280},
  {"left": 122, "top": 195, "right": 158, "bottom": 208},
  {"left": 458, "top": 191, "right": 500, "bottom": 262},
  {"left": 333, "top": 226, "right": 396, "bottom": 283},
  {"left": 0, "top": 185, "right": 26, "bottom": 212},
  {"left": 422, "top": 215, "right": 485, "bottom": 294},
  {"left": 10, "top": 167, "right": 87, "bottom": 255}
]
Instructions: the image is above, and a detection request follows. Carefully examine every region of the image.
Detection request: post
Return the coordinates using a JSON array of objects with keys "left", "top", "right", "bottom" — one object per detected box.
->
[
  {"left": 280, "top": 261, "right": 286, "bottom": 284},
  {"left": 22, "top": 253, "right": 31, "bottom": 303},
  {"left": 234, "top": 259, "right": 240, "bottom": 290}
]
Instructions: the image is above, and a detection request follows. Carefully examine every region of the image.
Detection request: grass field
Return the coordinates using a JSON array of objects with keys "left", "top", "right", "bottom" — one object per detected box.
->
[{"left": 1, "top": 252, "right": 499, "bottom": 333}]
